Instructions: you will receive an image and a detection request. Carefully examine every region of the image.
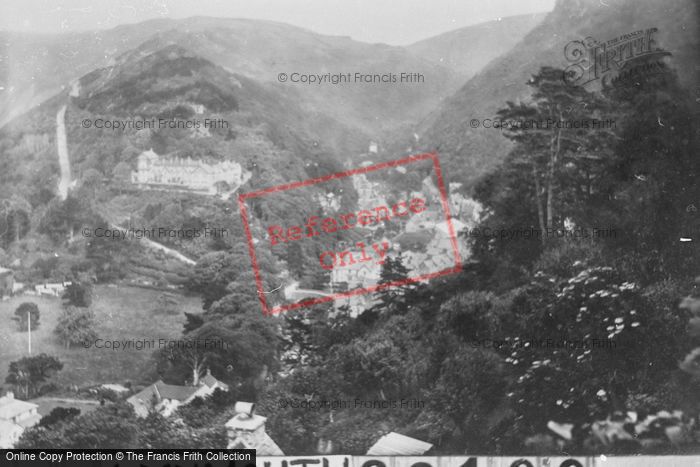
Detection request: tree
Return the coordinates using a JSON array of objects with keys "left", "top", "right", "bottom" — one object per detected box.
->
[
  {"left": 595, "top": 63, "right": 699, "bottom": 277},
  {"left": 84, "top": 219, "right": 132, "bottom": 281},
  {"left": 79, "top": 168, "right": 103, "bottom": 200},
  {"left": 428, "top": 343, "right": 510, "bottom": 452},
  {"left": 5, "top": 354, "right": 63, "bottom": 399},
  {"left": 18, "top": 402, "right": 226, "bottom": 448},
  {"left": 281, "top": 305, "right": 331, "bottom": 366},
  {"left": 185, "top": 252, "right": 242, "bottom": 310},
  {"left": 159, "top": 298, "right": 280, "bottom": 387},
  {"left": 286, "top": 241, "right": 305, "bottom": 280},
  {"left": 257, "top": 366, "right": 347, "bottom": 454},
  {"left": 156, "top": 338, "right": 210, "bottom": 387},
  {"left": 494, "top": 66, "right": 614, "bottom": 243},
  {"left": 182, "top": 312, "right": 204, "bottom": 333},
  {"left": 62, "top": 282, "right": 92, "bottom": 308},
  {"left": 14, "top": 302, "right": 40, "bottom": 331},
  {"left": 54, "top": 306, "right": 98, "bottom": 348},
  {"left": 137, "top": 411, "right": 227, "bottom": 448},
  {"left": 0, "top": 195, "right": 31, "bottom": 248},
  {"left": 112, "top": 162, "right": 132, "bottom": 195},
  {"left": 364, "top": 254, "right": 414, "bottom": 322},
  {"left": 17, "top": 402, "right": 138, "bottom": 448}
]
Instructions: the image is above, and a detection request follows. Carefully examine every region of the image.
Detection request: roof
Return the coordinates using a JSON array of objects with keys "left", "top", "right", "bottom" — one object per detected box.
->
[
  {"left": 366, "top": 432, "right": 433, "bottom": 456},
  {"left": 0, "top": 267, "right": 12, "bottom": 275},
  {"left": 128, "top": 380, "right": 199, "bottom": 405},
  {"left": 225, "top": 413, "right": 267, "bottom": 431},
  {"left": 201, "top": 373, "right": 229, "bottom": 391},
  {"left": 0, "top": 397, "right": 38, "bottom": 420}
]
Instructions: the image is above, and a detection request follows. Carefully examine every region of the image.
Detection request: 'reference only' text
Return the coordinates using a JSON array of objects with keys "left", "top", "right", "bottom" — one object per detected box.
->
[{"left": 267, "top": 197, "right": 427, "bottom": 270}]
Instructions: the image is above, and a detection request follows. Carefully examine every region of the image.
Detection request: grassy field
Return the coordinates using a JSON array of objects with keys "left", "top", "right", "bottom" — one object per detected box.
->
[{"left": 0, "top": 285, "right": 203, "bottom": 392}]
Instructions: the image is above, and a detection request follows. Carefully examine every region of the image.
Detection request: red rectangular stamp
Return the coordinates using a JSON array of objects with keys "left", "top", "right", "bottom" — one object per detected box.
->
[{"left": 238, "top": 152, "right": 462, "bottom": 315}]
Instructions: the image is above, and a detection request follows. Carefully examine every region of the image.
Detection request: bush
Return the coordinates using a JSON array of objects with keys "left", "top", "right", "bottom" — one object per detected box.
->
[{"left": 39, "top": 407, "right": 81, "bottom": 427}]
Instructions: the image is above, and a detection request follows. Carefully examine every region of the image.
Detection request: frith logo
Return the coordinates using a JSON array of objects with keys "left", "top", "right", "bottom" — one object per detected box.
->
[{"left": 563, "top": 28, "right": 671, "bottom": 90}]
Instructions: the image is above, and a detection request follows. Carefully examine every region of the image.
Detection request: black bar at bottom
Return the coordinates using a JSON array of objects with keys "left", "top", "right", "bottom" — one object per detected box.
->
[{"left": 1, "top": 449, "right": 256, "bottom": 467}]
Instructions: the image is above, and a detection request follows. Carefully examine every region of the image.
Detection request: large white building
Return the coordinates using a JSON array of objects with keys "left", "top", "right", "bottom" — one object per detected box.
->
[
  {"left": 131, "top": 149, "right": 247, "bottom": 195},
  {"left": 0, "top": 392, "right": 41, "bottom": 448}
]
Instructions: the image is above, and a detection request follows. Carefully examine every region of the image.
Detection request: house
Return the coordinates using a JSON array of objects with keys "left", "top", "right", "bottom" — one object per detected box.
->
[
  {"left": 225, "top": 402, "right": 284, "bottom": 455},
  {"left": 0, "top": 392, "right": 41, "bottom": 448},
  {"left": 127, "top": 370, "right": 228, "bottom": 417},
  {"left": 0, "top": 267, "right": 14, "bottom": 297}
]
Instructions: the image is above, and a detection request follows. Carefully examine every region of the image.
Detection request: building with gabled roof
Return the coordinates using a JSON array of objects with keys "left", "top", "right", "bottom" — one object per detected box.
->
[
  {"left": 127, "top": 370, "right": 228, "bottom": 417},
  {"left": 201, "top": 370, "right": 229, "bottom": 392},
  {"left": 131, "top": 149, "right": 248, "bottom": 195}
]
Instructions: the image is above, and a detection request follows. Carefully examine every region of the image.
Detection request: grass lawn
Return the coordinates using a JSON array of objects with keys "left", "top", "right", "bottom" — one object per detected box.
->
[{"left": 0, "top": 285, "right": 203, "bottom": 392}]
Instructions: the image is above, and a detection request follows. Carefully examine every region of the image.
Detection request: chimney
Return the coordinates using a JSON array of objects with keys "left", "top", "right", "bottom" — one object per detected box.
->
[{"left": 225, "top": 401, "right": 267, "bottom": 448}]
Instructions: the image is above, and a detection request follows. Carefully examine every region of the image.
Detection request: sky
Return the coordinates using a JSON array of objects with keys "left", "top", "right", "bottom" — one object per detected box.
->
[{"left": 0, "top": 0, "right": 555, "bottom": 45}]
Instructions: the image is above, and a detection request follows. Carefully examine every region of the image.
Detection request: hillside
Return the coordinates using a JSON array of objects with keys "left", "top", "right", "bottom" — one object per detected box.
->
[
  {"left": 407, "top": 13, "right": 547, "bottom": 77},
  {"left": 0, "top": 44, "right": 361, "bottom": 286},
  {"left": 412, "top": 0, "right": 700, "bottom": 191},
  {"left": 0, "top": 17, "right": 460, "bottom": 141},
  {"left": 1, "top": 14, "right": 551, "bottom": 145}
]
